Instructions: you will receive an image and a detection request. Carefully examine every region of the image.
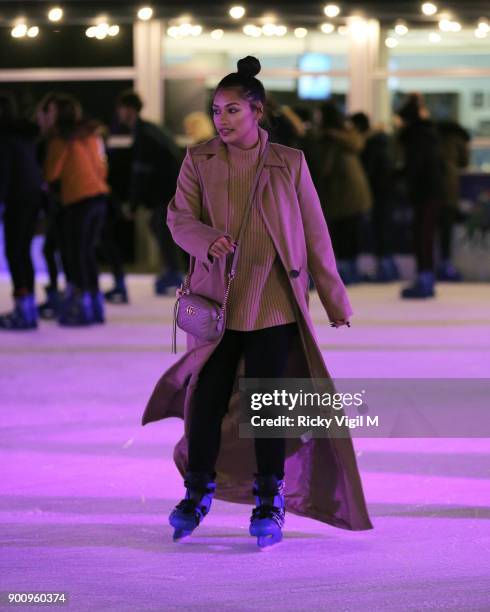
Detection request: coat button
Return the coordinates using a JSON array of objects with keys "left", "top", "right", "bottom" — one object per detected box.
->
[{"left": 289, "top": 269, "right": 300, "bottom": 278}]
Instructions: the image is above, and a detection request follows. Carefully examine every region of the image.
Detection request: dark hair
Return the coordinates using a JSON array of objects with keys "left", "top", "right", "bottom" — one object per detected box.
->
[
  {"left": 320, "top": 100, "right": 344, "bottom": 130},
  {"left": 214, "top": 56, "right": 266, "bottom": 108},
  {"left": 117, "top": 89, "right": 143, "bottom": 112},
  {"left": 397, "top": 93, "right": 424, "bottom": 124},
  {"left": 51, "top": 94, "right": 82, "bottom": 139},
  {"left": 350, "top": 112, "right": 370, "bottom": 133},
  {"left": 36, "top": 91, "right": 59, "bottom": 114}
]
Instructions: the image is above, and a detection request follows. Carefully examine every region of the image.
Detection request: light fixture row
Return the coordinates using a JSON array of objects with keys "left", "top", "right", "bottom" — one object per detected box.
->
[
  {"left": 8, "top": 3, "right": 490, "bottom": 43},
  {"left": 45, "top": 5, "right": 154, "bottom": 23},
  {"left": 85, "top": 23, "right": 120, "bottom": 39}
]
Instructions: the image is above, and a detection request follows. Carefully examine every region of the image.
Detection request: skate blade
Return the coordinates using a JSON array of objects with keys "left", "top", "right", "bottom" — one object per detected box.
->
[
  {"left": 172, "top": 528, "right": 193, "bottom": 542},
  {"left": 257, "top": 533, "right": 282, "bottom": 549}
]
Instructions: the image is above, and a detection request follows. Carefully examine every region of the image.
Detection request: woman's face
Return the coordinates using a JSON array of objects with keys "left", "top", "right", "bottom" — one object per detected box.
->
[{"left": 212, "top": 88, "right": 262, "bottom": 148}]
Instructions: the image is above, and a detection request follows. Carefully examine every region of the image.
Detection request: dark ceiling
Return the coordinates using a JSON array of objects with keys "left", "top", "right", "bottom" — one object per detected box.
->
[{"left": 0, "top": 1, "right": 489, "bottom": 26}]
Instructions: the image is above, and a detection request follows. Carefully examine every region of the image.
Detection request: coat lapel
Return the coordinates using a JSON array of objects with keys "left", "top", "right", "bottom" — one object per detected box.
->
[
  {"left": 194, "top": 138, "right": 229, "bottom": 232},
  {"left": 257, "top": 143, "right": 296, "bottom": 273}
]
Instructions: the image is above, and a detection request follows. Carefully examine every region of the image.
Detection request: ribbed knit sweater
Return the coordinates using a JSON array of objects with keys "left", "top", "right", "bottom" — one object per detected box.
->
[{"left": 224, "top": 137, "right": 297, "bottom": 331}]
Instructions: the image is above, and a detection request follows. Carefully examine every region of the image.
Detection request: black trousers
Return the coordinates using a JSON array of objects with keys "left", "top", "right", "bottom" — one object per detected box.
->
[
  {"left": 4, "top": 200, "right": 39, "bottom": 295},
  {"left": 328, "top": 214, "right": 362, "bottom": 260},
  {"left": 412, "top": 198, "right": 440, "bottom": 272},
  {"left": 372, "top": 198, "right": 394, "bottom": 258},
  {"left": 188, "top": 322, "right": 299, "bottom": 479},
  {"left": 148, "top": 204, "right": 185, "bottom": 274},
  {"left": 100, "top": 196, "right": 125, "bottom": 281},
  {"left": 438, "top": 206, "right": 457, "bottom": 262},
  {"left": 63, "top": 195, "right": 107, "bottom": 292},
  {"left": 43, "top": 205, "right": 68, "bottom": 289}
]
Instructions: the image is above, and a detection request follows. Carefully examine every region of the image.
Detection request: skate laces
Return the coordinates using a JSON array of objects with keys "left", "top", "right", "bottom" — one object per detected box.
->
[{"left": 251, "top": 504, "right": 285, "bottom": 527}]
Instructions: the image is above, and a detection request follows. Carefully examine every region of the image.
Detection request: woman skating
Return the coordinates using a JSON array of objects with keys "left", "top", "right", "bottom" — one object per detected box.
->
[
  {"left": 143, "top": 57, "right": 372, "bottom": 547},
  {"left": 44, "top": 95, "right": 109, "bottom": 325}
]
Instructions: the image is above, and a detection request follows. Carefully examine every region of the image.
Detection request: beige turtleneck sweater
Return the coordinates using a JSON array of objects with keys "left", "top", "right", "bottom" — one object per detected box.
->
[{"left": 224, "top": 137, "right": 297, "bottom": 331}]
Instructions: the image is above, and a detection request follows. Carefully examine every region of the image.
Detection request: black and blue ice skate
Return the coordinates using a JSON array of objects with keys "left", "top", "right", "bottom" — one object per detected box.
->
[
  {"left": 249, "top": 475, "right": 285, "bottom": 549},
  {"left": 169, "top": 472, "right": 216, "bottom": 541}
]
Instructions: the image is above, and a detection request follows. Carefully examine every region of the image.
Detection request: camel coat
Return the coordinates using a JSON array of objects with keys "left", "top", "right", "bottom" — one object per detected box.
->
[{"left": 142, "top": 128, "right": 373, "bottom": 531}]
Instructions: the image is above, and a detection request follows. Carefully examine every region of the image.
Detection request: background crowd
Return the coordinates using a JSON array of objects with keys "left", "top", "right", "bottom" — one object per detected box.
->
[{"left": 0, "top": 86, "right": 470, "bottom": 330}]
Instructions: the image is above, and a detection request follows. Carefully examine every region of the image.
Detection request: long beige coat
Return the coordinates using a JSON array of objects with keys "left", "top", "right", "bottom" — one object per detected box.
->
[{"left": 143, "top": 128, "right": 373, "bottom": 531}]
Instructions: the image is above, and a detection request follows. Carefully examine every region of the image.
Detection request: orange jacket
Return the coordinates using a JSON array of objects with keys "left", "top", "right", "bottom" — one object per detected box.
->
[{"left": 44, "top": 134, "right": 109, "bottom": 205}]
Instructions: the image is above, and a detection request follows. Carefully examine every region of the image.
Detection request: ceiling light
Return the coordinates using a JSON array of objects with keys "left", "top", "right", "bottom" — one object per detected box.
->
[
  {"left": 11, "top": 24, "right": 27, "bottom": 38},
  {"left": 474, "top": 28, "right": 487, "bottom": 38},
  {"left": 262, "top": 23, "right": 277, "bottom": 36},
  {"left": 137, "top": 7, "right": 153, "bottom": 21},
  {"left": 243, "top": 24, "right": 261, "bottom": 37},
  {"left": 179, "top": 23, "right": 193, "bottom": 36},
  {"left": 385, "top": 37, "right": 398, "bottom": 48},
  {"left": 429, "top": 32, "right": 441, "bottom": 42},
  {"left": 450, "top": 21, "right": 461, "bottom": 32},
  {"left": 421, "top": 3, "right": 437, "bottom": 16},
  {"left": 320, "top": 22, "right": 335, "bottom": 34},
  {"left": 477, "top": 18, "right": 490, "bottom": 33},
  {"left": 395, "top": 22, "right": 408, "bottom": 36},
  {"left": 438, "top": 19, "right": 452, "bottom": 32},
  {"left": 276, "top": 25, "right": 287, "bottom": 36},
  {"left": 337, "top": 25, "right": 349, "bottom": 35},
  {"left": 86, "top": 26, "right": 97, "bottom": 38},
  {"left": 294, "top": 27, "right": 308, "bottom": 38},
  {"left": 229, "top": 6, "right": 246, "bottom": 19},
  {"left": 27, "top": 26, "right": 39, "bottom": 38},
  {"left": 210, "top": 29, "right": 224, "bottom": 39},
  {"left": 167, "top": 26, "right": 181, "bottom": 38},
  {"left": 108, "top": 25, "right": 119, "bottom": 36},
  {"left": 324, "top": 4, "right": 340, "bottom": 18},
  {"left": 95, "top": 23, "right": 109, "bottom": 39},
  {"left": 191, "top": 25, "right": 202, "bottom": 36},
  {"left": 48, "top": 7, "right": 63, "bottom": 22}
]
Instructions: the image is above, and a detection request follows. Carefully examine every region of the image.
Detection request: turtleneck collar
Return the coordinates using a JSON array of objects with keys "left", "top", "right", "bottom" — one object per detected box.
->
[{"left": 227, "top": 131, "right": 261, "bottom": 167}]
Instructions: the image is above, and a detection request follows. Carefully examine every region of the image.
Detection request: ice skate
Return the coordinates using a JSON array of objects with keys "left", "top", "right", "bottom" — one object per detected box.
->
[
  {"left": 249, "top": 475, "right": 285, "bottom": 549},
  {"left": 169, "top": 472, "right": 216, "bottom": 541}
]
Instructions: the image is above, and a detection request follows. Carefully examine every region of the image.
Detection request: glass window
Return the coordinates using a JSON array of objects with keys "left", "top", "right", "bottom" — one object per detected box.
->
[
  {"left": 163, "top": 29, "right": 349, "bottom": 137},
  {"left": 386, "top": 27, "right": 490, "bottom": 138}
]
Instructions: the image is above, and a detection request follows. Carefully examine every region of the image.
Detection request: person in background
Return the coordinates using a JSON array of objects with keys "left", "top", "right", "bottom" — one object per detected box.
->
[
  {"left": 263, "top": 97, "right": 305, "bottom": 147},
  {"left": 44, "top": 94, "right": 109, "bottom": 325},
  {"left": 397, "top": 93, "right": 445, "bottom": 298},
  {"left": 109, "top": 90, "right": 184, "bottom": 299},
  {"left": 291, "top": 105, "right": 321, "bottom": 171},
  {"left": 350, "top": 112, "right": 399, "bottom": 282},
  {"left": 183, "top": 111, "right": 215, "bottom": 145},
  {"left": 317, "top": 101, "right": 372, "bottom": 285},
  {"left": 35, "top": 92, "right": 67, "bottom": 318},
  {"left": 0, "top": 92, "right": 43, "bottom": 330},
  {"left": 436, "top": 120, "right": 470, "bottom": 281}
]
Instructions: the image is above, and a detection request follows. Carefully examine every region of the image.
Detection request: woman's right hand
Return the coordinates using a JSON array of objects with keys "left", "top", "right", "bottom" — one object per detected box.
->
[{"left": 208, "top": 236, "right": 236, "bottom": 259}]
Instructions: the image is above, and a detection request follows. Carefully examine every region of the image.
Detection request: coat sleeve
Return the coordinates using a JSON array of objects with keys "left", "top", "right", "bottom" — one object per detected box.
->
[
  {"left": 166, "top": 150, "right": 230, "bottom": 263},
  {"left": 295, "top": 150, "right": 353, "bottom": 322}
]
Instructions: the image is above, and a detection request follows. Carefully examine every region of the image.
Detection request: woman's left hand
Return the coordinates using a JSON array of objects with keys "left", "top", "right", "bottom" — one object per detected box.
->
[{"left": 330, "top": 319, "right": 351, "bottom": 328}]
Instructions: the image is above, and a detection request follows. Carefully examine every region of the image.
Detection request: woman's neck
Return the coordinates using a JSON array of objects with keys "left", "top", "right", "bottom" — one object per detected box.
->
[{"left": 230, "top": 129, "right": 260, "bottom": 150}]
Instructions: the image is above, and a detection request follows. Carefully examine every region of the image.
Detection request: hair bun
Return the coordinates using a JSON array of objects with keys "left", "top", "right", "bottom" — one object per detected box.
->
[{"left": 237, "top": 56, "right": 261, "bottom": 78}]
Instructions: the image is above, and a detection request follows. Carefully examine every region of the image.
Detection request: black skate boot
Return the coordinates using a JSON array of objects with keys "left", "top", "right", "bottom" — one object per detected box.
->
[
  {"left": 169, "top": 471, "right": 216, "bottom": 541},
  {"left": 249, "top": 474, "right": 285, "bottom": 549}
]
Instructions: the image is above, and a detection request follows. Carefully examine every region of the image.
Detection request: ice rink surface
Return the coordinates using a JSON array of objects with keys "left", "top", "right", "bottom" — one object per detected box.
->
[{"left": 1, "top": 275, "right": 489, "bottom": 611}]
